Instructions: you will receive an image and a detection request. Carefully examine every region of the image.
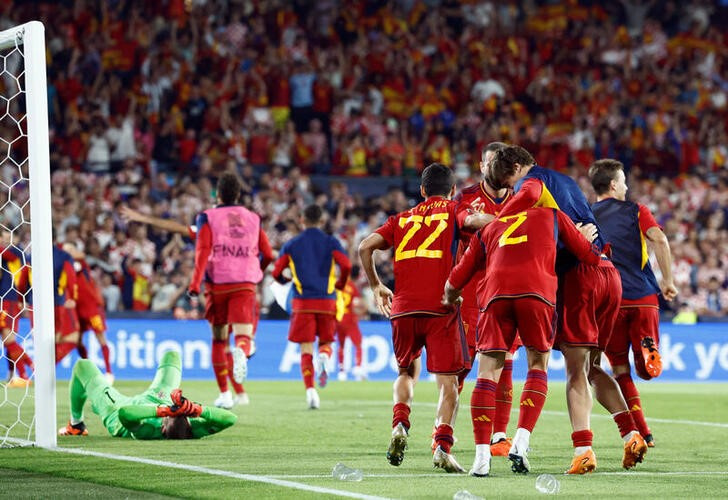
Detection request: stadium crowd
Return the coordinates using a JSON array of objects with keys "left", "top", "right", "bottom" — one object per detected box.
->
[{"left": 1, "top": 0, "right": 727, "bottom": 318}]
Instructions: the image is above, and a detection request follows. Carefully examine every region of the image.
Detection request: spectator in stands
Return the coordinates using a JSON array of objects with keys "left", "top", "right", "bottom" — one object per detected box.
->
[{"left": 694, "top": 277, "right": 728, "bottom": 317}]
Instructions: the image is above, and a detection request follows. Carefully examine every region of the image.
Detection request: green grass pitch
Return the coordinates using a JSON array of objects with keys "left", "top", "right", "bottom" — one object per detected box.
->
[{"left": 1, "top": 379, "right": 727, "bottom": 498}]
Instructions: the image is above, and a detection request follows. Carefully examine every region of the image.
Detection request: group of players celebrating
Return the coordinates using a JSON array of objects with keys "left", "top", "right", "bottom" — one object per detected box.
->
[
  {"left": 3, "top": 141, "right": 675, "bottom": 464},
  {"left": 359, "top": 143, "right": 676, "bottom": 476}
]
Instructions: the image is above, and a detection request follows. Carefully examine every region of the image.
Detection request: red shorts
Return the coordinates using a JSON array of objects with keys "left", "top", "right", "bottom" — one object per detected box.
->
[
  {"left": 54, "top": 305, "right": 80, "bottom": 337},
  {"left": 478, "top": 298, "right": 555, "bottom": 353},
  {"left": 391, "top": 312, "right": 466, "bottom": 374},
  {"left": 0, "top": 300, "right": 21, "bottom": 331},
  {"left": 605, "top": 305, "right": 660, "bottom": 379},
  {"left": 468, "top": 305, "right": 523, "bottom": 357},
  {"left": 336, "top": 317, "right": 362, "bottom": 346},
  {"left": 556, "top": 262, "right": 621, "bottom": 350},
  {"left": 289, "top": 311, "right": 336, "bottom": 344},
  {"left": 79, "top": 309, "right": 107, "bottom": 335},
  {"left": 204, "top": 288, "right": 257, "bottom": 326}
]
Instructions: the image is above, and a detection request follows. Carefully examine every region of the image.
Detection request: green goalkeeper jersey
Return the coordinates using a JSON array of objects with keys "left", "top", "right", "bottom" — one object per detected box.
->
[
  {"left": 117, "top": 404, "right": 237, "bottom": 440},
  {"left": 68, "top": 353, "right": 237, "bottom": 440}
]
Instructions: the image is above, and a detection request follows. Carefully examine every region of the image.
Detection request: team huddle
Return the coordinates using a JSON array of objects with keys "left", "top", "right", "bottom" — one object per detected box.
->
[
  {"left": 5, "top": 143, "right": 674, "bottom": 459},
  {"left": 359, "top": 144, "right": 676, "bottom": 476}
]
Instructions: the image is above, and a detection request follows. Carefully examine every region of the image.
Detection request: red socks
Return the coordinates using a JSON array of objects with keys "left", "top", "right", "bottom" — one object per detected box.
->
[
  {"left": 337, "top": 338, "right": 363, "bottom": 367},
  {"left": 613, "top": 410, "right": 638, "bottom": 438},
  {"left": 615, "top": 373, "right": 650, "bottom": 436},
  {"left": 100, "top": 344, "right": 112, "bottom": 374},
  {"left": 392, "top": 402, "right": 411, "bottom": 430},
  {"left": 318, "top": 343, "right": 333, "bottom": 358},
  {"left": 471, "top": 378, "right": 497, "bottom": 445},
  {"left": 571, "top": 429, "right": 593, "bottom": 448},
  {"left": 235, "top": 335, "right": 253, "bottom": 357},
  {"left": 5, "top": 341, "right": 30, "bottom": 378},
  {"left": 211, "top": 340, "right": 229, "bottom": 392},
  {"left": 301, "top": 353, "right": 314, "bottom": 389},
  {"left": 518, "top": 369, "right": 547, "bottom": 432},
  {"left": 227, "top": 350, "right": 245, "bottom": 394},
  {"left": 353, "top": 340, "right": 362, "bottom": 367},
  {"left": 434, "top": 423, "right": 454, "bottom": 453},
  {"left": 494, "top": 359, "right": 514, "bottom": 434},
  {"left": 55, "top": 342, "right": 76, "bottom": 364},
  {"left": 337, "top": 334, "right": 345, "bottom": 366}
]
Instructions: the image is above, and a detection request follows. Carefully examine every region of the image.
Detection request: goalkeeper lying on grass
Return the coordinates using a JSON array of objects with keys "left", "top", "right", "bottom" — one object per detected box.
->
[{"left": 59, "top": 350, "right": 237, "bottom": 439}]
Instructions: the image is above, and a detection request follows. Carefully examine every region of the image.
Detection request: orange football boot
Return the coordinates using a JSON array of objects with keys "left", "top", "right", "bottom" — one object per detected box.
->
[
  {"left": 622, "top": 432, "right": 648, "bottom": 469},
  {"left": 490, "top": 437, "right": 512, "bottom": 457},
  {"left": 641, "top": 337, "right": 662, "bottom": 378},
  {"left": 565, "top": 449, "right": 597, "bottom": 475},
  {"left": 58, "top": 421, "right": 88, "bottom": 436},
  {"left": 7, "top": 377, "right": 31, "bottom": 388}
]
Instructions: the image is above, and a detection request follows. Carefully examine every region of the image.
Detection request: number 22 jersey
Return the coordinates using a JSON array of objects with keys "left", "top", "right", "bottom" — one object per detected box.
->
[{"left": 375, "top": 196, "right": 460, "bottom": 318}]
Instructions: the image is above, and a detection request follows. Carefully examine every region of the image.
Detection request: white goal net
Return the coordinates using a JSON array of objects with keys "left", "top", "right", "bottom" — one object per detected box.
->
[{"left": 0, "top": 21, "right": 55, "bottom": 448}]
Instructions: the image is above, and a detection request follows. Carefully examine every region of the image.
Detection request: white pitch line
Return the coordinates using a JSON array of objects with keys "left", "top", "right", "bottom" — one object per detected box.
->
[
  {"left": 598, "top": 471, "right": 728, "bottom": 476},
  {"left": 537, "top": 409, "right": 728, "bottom": 429},
  {"left": 44, "top": 446, "right": 392, "bottom": 500}
]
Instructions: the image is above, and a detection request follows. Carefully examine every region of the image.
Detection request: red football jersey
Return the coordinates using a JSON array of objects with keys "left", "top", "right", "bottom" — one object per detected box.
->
[
  {"left": 454, "top": 182, "right": 510, "bottom": 309},
  {"left": 76, "top": 259, "right": 104, "bottom": 311},
  {"left": 336, "top": 278, "right": 361, "bottom": 322},
  {"left": 449, "top": 208, "right": 602, "bottom": 308},
  {"left": 376, "top": 196, "right": 460, "bottom": 318}
]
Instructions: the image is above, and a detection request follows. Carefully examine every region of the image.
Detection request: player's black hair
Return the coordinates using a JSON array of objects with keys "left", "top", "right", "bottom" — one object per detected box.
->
[
  {"left": 488, "top": 145, "right": 536, "bottom": 190},
  {"left": 217, "top": 171, "right": 242, "bottom": 205},
  {"left": 303, "top": 204, "right": 323, "bottom": 224},
  {"left": 421, "top": 163, "right": 455, "bottom": 197},
  {"left": 588, "top": 159, "right": 624, "bottom": 195},
  {"left": 163, "top": 416, "right": 193, "bottom": 440}
]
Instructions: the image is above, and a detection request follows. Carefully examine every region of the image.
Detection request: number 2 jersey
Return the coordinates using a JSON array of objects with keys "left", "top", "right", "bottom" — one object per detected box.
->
[
  {"left": 454, "top": 182, "right": 510, "bottom": 310},
  {"left": 375, "top": 196, "right": 460, "bottom": 318},
  {"left": 449, "top": 208, "right": 602, "bottom": 309}
]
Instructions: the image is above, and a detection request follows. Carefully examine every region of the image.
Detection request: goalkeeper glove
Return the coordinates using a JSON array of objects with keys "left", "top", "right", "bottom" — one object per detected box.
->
[
  {"left": 170, "top": 389, "right": 203, "bottom": 417},
  {"left": 156, "top": 405, "right": 175, "bottom": 417}
]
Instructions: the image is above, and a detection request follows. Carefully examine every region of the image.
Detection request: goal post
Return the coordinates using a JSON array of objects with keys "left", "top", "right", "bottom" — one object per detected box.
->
[{"left": 0, "top": 21, "right": 55, "bottom": 448}]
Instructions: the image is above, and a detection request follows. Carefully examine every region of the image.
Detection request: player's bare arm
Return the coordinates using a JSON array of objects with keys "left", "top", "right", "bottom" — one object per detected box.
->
[
  {"left": 646, "top": 226, "right": 678, "bottom": 301},
  {"left": 358, "top": 232, "right": 393, "bottom": 318},
  {"left": 120, "top": 206, "right": 191, "bottom": 236},
  {"left": 462, "top": 211, "right": 495, "bottom": 231}
]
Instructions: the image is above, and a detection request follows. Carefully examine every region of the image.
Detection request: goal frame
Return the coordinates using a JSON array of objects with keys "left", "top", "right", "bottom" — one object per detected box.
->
[{"left": 0, "top": 21, "right": 55, "bottom": 448}]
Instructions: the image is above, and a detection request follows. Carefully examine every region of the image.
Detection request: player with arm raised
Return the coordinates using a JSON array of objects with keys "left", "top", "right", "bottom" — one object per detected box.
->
[
  {"left": 271, "top": 204, "right": 351, "bottom": 409},
  {"left": 121, "top": 206, "right": 254, "bottom": 404},
  {"left": 359, "top": 163, "right": 467, "bottom": 473},
  {"left": 188, "top": 172, "right": 274, "bottom": 409},
  {"left": 489, "top": 145, "right": 648, "bottom": 474},
  {"left": 120, "top": 206, "right": 197, "bottom": 239},
  {"left": 453, "top": 141, "right": 518, "bottom": 457},
  {"left": 589, "top": 159, "right": 678, "bottom": 447},
  {"left": 444, "top": 207, "right": 602, "bottom": 476},
  {"left": 58, "top": 350, "right": 236, "bottom": 439}
]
